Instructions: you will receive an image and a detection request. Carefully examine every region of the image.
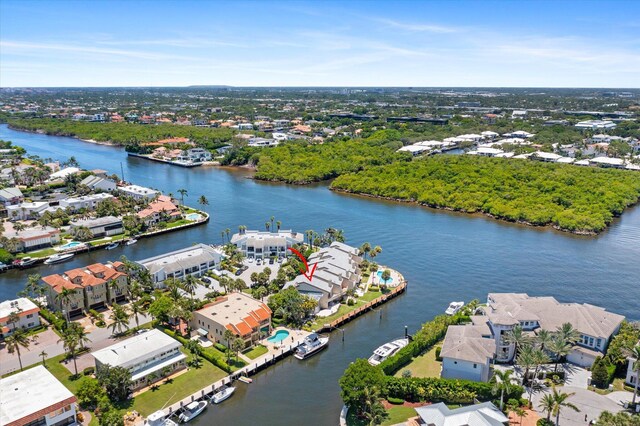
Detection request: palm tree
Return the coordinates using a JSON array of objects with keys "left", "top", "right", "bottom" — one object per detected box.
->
[
  {"left": 539, "top": 393, "right": 556, "bottom": 421},
  {"left": 197, "top": 195, "right": 209, "bottom": 207},
  {"left": 109, "top": 304, "right": 131, "bottom": 335},
  {"left": 491, "top": 369, "right": 515, "bottom": 411},
  {"left": 370, "top": 245, "right": 382, "bottom": 259},
  {"left": 254, "top": 286, "right": 267, "bottom": 302},
  {"left": 265, "top": 222, "right": 270, "bottom": 232},
  {"left": 223, "top": 329, "right": 235, "bottom": 361},
  {"left": 270, "top": 216, "right": 275, "bottom": 230},
  {"left": 517, "top": 345, "right": 536, "bottom": 385},
  {"left": 556, "top": 323, "right": 581, "bottom": 346},
  {"left": 177, "top": 188, "right": 188, "bottom": 206},
  {"left": 550, "top": 386, "right": 580, "bottom": 425},
  {"left": 529, "top": 348, "right": 551, "bottom": 404},
  {"left": 625, "top": 345, "right": 640, "bottom": 406},
  {"left": 221, "top": 230, "right": 225, "bottom": 244},
  {"left": 231, "top": 337, "right": 245, "bottom": 360},
  {"left": 548, "top": 336, "right": 572, "bottom": 372},
  {"left": 39, "top": 350, "right": 48, "bottom": 366},
  {"left": 5, "top": 330, "right": 31, "bottom": 371},
  {"left": 276, "top": 220, "right": 281, "bottom": 231},
  {"left": 130, "top": 299, "right": 146, "bottom": 329},
  {"left": 505, "top": 325, "right": 528, "bottom": 360},
  {"left": 536, "top": 329, "right": 553, "bottom": 350},
  {"left": 225, "top": 228, "right": 231, "bottom": 242},
  {"left": 182, "top": 275, "right": 197, "bottom": 301},
  {"left": 58, "top": 323, "right": 90, "bottom": 376},
  {"left": 359, "top": 242, "right": 371, "bottom": 260},
  {"left": 55, "top": 287, "right": 78, "bottom": 323}
]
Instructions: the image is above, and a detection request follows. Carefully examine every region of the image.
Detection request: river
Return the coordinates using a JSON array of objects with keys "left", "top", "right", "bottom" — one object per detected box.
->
[{"left": 1, "top": 124, "right": 639, "bottom": 425}]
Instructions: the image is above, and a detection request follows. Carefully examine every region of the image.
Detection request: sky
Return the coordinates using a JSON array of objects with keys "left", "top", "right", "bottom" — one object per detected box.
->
[{"left": 1, "top": 0, "right": 639, "bottom": 88}]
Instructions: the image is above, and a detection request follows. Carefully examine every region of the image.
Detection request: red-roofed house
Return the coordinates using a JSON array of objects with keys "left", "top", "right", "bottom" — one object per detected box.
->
[
  {"left": 191, "top": 292, "right": 272, "bottom": 349},
  {"left": 136, "top": 195, "right": 181, "bottom": 226}
]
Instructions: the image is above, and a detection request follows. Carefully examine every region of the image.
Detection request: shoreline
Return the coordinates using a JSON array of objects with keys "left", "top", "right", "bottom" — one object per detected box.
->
[
  {"left": 7, "top": 124, "right": 123, "bottom": 146},
  {"left": 329, "top": 187, "right": 607, "bottom": 236}
]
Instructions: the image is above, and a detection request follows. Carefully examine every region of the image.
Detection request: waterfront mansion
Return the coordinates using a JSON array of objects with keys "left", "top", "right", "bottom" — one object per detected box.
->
[
  {"left": 230, "top": 229, "right": 304, "bottom": 260},
  {"left": 440, "top": 293, "right": 624, "bottom": 382}
]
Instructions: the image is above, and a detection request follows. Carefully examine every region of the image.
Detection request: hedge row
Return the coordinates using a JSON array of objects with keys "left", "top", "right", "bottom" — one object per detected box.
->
[
  {"left": 383, "top": 376, "right": 524, "bottom": 405},
  {"left": 160, "top": 327, "right": 233, "bottom": 372},
  {"left": 379, "top": 314, "right": 466, "bottom": 375},
  {"left": 39, "top": 307, "right": 66, "bottom": 332}
]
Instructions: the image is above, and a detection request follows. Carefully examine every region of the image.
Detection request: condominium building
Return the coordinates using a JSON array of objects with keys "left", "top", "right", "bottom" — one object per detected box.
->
[
  {"left": 92, "top": 329, "right": 186, "bottom": 390},
  {"left": 136, "top": 243, "right": 224, "bottom": 287},
  {"left": 0, "top": 298, "right": 41, "bottom": 338},
  {"left": 3, "top": 226, "right": 61, "bottom": 252},
  {"left": 6, "top": 201, "right": 49, "bottom": 220},
  {"left": 70, "top": 216, "right": 123, "bottom": 237},
  {"left": 0, "top": 365, "right": 78, "bottom": 426},
  {"left": 192, "top": 292, "right": 272, "bottom": 348},
  {"left": 59, "top": 193, "right": 114, "bottom": 211},
  {"left": 119, "top": 184, "right": 161, "bottom": 200},
  {"left": 230, "top": 229, "right": 304, "bottom": 259}
]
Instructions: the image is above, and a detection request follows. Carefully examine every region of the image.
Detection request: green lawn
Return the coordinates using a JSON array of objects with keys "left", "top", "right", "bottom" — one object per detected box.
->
[
  {"left": 346, "top": 406, "right": 417, "bottom": 426},
  {"left": 394, "top": 343, "right": 442, "bottom": 378},
  {"left": 164, "top": 219, "right": 191, "bottom": 229},
  {"left": 17, "top": 248, "right": 57, "bottom": 258},
  {"left": 310, "top": 290, "right": 384, "bottom": 328},
  {"left": 243, "top": 344, "right": 268, "bottom": 360}
]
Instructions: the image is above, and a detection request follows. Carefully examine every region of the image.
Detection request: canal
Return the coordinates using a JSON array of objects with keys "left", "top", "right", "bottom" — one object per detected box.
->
[{"left": 1, "top": 124, "right": 639, "bottom": 425}]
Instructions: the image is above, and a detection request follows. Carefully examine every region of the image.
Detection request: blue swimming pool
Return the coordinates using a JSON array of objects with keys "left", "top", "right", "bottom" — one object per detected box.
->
[
  {"left": 59, "top": 241, "right": 82, "bottom": 249},
  {"left": 186, "top": 213, "right": 202, "bottom": 221},
  {"left": 376, "top": 270, "right": 393, "bottom": 284},
  {"left": 267, "top": 330, "right": 290, "bottom": 343}
]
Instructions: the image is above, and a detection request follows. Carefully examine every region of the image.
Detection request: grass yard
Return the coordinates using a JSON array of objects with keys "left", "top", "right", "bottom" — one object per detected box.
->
[
  {"left": 17, "top": 248, "right": 57, "bottom": 258},
  {"left": 164, "top": 219, "right": 191, "bottom": 229},
  {"left": 394, "top": 343, "right": 442, "bottom": 378},
  {"left": 243, "top": 344, "right": 268, "bottom": 360},
  {"left": 346, "top": 406, "right": 418, "bottom": 426},
  {"left": 310, "top": 290, "right": 384, "bottom": 328}
]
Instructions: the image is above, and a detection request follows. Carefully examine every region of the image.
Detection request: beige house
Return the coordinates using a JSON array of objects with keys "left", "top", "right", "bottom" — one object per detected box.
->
[
  {"left": 85, "top": 261, "right": 128, "bottom": 303},
  {"left": 192, "top": 292, "right": 272, "bottom": 349}
]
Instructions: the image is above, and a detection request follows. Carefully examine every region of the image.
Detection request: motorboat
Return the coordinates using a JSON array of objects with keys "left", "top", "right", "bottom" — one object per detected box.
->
[
  {"left": 237, "top": 376, "right": 252, "bottom": 384},
  {"left": 105, "top": 242, "right": 120, "bottom": 250},
  {"left": 368, "top": 338, "right": 409, "bottom": 366},
  {"left": 144, "top": 410, "right": 177, "bottom": 426},
  {"left": 294, "top": 332, "right": 329, "bottom": 360},
  {"left": 44, "top": 253, "right": 75, "bottom": 265},
  {"left": 14, "top": 257, "right": 37, "bottom": 268},
  {"left": 178, "top": 400, "right": 207, "bottom": 423},
  {"left": 210, "top": 385, "right": 235, "bottom": 403},
  {"left": 445, "top": 301, "right": 464, "bottom": 315},
  {"left": 126, "top": 238, "right": 138, "bottom": 246}
]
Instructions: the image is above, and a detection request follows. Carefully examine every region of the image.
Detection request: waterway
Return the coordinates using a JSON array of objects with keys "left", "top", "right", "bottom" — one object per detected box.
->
[{"left": 1, "top": 124, "right": 639, "bottom": 425}]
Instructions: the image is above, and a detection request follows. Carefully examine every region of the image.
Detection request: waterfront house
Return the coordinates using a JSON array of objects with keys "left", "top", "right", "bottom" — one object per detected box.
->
[
  {"left": 192, "top": 292, "right": 272, "bottom": 349},
  {"left": 0, "top": 365, "right": 78, "bottom": 426},
  {"left": 46, "top": 166, "right": 80, "bottom": 182},
  {"left": 92, "top": 329, "right": 186, "bottom": 390},
  {"left": 119, "top": 184, "right": 161, "bottom": 200},
  {"left": 63, "top": 268, "right": 110, "bottom": 311},
  {"left": 414, "top": 401, "right": 508, "bottom": 426},
  {"left": 0, "top": 298, "right": 41, "bottom": 338},
  {"left": 80, "top": 175, "right": 117, "bottom": 192},
  {"left": 3, "top": 226, "right": 61, "bottom": 252},
  {"left": 178, "top": 148, "right": 212, "bottom": 162},
  {"left": 70, "top": 215, "right": 123, "bottom": 238},
  {"left": 0, "top": 187, "right": 23, "bottom": 206},
  {"left": 6, "top": 201, "right": 49, "bottom": 220},
  {"left": 136, "top": 243, "right": 224, "bottom": 288},
  {"left": 230, "top": 229, "right": 304, "bottom": 259},
  {"left": 626, "top": 348, "right": 639, "bottom": 388},
  {"left": 440, "top": 322, "right": 495, "bottom": 382},
  {"left": 136, "top": 195, "right": 181, "bottom": 226},
  {"left": 575, "top": 120, "right": 616, "bottom": 130},
  {"left": 59, "top": 193, "right": 114, "bottom": 212},
  {"left": 85, "top": 261, "right": 128, "bottom": 304}
]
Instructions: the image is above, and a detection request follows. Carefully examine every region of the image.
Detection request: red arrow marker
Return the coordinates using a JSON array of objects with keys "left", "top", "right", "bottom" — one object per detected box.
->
[{"left": 288, "top": 247, "right": 317, "bottom": 282}]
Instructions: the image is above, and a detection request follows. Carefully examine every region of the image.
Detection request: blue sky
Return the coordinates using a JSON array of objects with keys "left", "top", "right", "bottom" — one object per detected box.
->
[{"left": 1, "top": 0, "right": 639, "bottom": 87}]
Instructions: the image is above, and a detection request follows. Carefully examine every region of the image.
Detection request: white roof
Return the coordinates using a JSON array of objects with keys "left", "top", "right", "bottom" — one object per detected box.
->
[
  {"left": 0, "top": 298, "right": 39, "bottom": 319},
  {"left": 137, "top": 243, "right": 223, "bottom": 276},
  {"left": 92, "top": 329, "right": 181, "bottom": 368},
  {"left": 398, "top": 145, "right": 429, "bottom": 153},
  {"left": 415, "top": 402, "right": 508, "bottom": 426},
  {"left": 533, "top": 151, "right": 562, "bottom": 160},
  {"left": 590, "top": 156, "right": 625, "bottom": 166},
  {"left": 120, "top": 184, "right": 160, "bottom": 196},
  {"left": 49, "top": 167, "right": 80, "bottom": 179},
  {"left": 0, "top": 187, "right": 23, "bottom": 199},
  {"left": 556, "top": 157, "right": 575, "bottom": 163},
  {"left": 0, "top": 365, "right": 75, "bottom": 426},
  {"left": 477, "top": 147, "right": 503, "bottom": 155},
  {"left": 575, "top": 159, "right": 591, "bottom": 166}
]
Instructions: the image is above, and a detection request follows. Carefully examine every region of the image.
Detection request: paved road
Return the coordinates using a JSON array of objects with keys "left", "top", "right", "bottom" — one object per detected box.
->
[
  {"left": 531, "top": 386, "right": 624, "bottom": 425},
  {"left": 0, "top": 313, "right": 152, "bottom": 375}
]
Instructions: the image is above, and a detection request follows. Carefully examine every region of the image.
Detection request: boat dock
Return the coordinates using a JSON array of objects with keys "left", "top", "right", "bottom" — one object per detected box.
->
[{"left": 127, "top": 152, "right": 203, "bottom": 167}]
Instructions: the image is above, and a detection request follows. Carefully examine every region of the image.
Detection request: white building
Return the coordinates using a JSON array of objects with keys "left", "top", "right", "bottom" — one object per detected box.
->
[
  {"left": 531, "top": 151, "right": 562, "bottom": 162},
  {"left": 0, "top": 298, "right": 41, "bottom": 338},
  {"left": 3, "top": 227, "right": 61, "bottom": 252},
  {"left": 231, "top": 229, "right": 304, "bottom": 259},
  {"left": 136, "top": 243, "right": 224, "bottom": 287},
  {"left": 589, "top": 156, "right": 626, "bottom": 169},
  {"left": 626, "top": 354, "right": 638, "bottom": 388},
  {"left": 59, "top": 193, "right": 114, "bottom": 211},
  {"left": 6, "top": 201, "right": 49, "bottom": 220},
  {"left": 440, "top": 322, "right": 495, "bottom": 382},
  {"left": 92, "top": 329, "right": 186, "bottom": 390},
  {"left": 47, "top": 166, "right": 81, "bottom": 181},
  {"left": 178, "top": 148, "right": 212, "bottom": 162},
  {"left": 70, "top": 216, "right": 123, "bottom": 237},
  {"left": 0, "top": 187, "right": 23, "bottom": 206},
  {"left": 80, "top": 175, "right": 117, "bottom": 192},
  {"left": 119, "top": 184, "right": 161, "bottom": 200},
  {"left": 414, "top": 402, "right": 508, "bottom": 426},
  {"left": 0, "top": 365, "right": 78, "bottom": 426},
  {"left": 575, "top": 120, "right": 617, "bottom": 130}
]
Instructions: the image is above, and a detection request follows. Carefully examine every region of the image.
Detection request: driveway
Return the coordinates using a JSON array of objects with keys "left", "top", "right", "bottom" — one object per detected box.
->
[
  {"left": 531, "top": 386, "right": 624, "bottom": 425},
  {"left": 605, "top": 391, "right": 636, "bottom": 407},
  {"left": 494, "top": 363, "right": 591, "bottom": 389},
  {"left": 235, "top": 260, "right": 280, "bottom": 287}
]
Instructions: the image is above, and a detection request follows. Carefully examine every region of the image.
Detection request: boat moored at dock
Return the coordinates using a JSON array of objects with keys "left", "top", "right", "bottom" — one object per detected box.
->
[
  {"left": 445, "top": 301, "right": 464, "bottom": 315},
  {"left": 368, "top": 338, "right": 409, "bottom": 366},
  {"left": 178, "top": 400, "right": 207, "bottom": 423},
  {"left": 44, "top": 253, "right": 75, "bottom": 265},
  {"left": 294, "top": 332, "right": 329, "bottom": 360}
]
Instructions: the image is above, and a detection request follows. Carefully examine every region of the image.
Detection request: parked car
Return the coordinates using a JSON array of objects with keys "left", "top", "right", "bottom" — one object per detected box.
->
[
  {"left": 256, "top": 258, "right": 262, "bottom": 265},
  {"left": 269, "top": 258, "right": 275, "bottom": 264},
  {"left": 248, "top": 257, "right": 254, "bottom": 263},
  {"left": 235, "top": 269, "right": 243, "bottom": 276}
]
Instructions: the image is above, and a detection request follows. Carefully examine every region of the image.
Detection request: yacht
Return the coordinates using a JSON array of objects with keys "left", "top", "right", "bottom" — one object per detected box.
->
[
  {"left": 178, "top": 400, "right": 207, "bottom": 423},
  {"left": 294, "top": 333, "right": 329, "bottom": 360},
  {"left": 368, "top": 338, "right": 409, "bottom": 366},
  {"left": 44, "top": 253, "right": 75, "bottom": 265},
  {"left": 126, "top": 238, "right": 138, "bottom": 246},
  {"left": 144, "top": 410, "right": 177, "bottom": 426},
  {"left": 105, "top": 242, "right": 120, "bottom": 250},
  {"left": 14, "top": 257, "right": 37, "bottom": 268},
  {"left": 210, "top": 385, "right": 235, "bottom": 403},
  {"left": 445, "top": 301, "right": 464, "bottom": 315}
]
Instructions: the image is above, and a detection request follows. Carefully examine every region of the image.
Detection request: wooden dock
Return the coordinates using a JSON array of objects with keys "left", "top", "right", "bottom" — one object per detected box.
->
[{"left": 127, "top": 152, "right": 203, "bottom": 167}]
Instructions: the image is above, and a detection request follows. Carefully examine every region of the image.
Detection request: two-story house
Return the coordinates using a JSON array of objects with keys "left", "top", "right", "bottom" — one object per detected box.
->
[
  {"left": 230, "top": 229, "right": 304, "bottom": 260},
  {"left": 0, "top": 298, "right": 41, "bottom": 338}
]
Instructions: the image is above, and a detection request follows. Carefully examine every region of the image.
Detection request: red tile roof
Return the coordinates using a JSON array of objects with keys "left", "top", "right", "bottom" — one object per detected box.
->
[{"left": 6, "top": 396, "right": 77, "bottom": 426}]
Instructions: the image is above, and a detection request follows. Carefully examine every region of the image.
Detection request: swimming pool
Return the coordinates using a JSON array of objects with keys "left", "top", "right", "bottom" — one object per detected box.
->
[
  {"left": 376, "top": 270, "right": 393, "bottom": 284},
  {"left": 59, "top": 241, "right": 82, "bottom": 250},
  {"left": 267, "top": 330, "right": 290, "bottom": 343},
  {"left": 186, "top": 213, "right": 202, "bottom": 221}
]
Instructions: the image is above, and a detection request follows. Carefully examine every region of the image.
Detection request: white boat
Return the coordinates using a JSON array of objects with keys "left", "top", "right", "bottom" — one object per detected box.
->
[
  {"left": 14, "top": 257, "right": 37, "bottom": 268},
  {"left": 105, "top": 242, "right": 120, "bottom": 250},
  {"left": 210, "top": 385, "right": 235, "bottom": 403},
  {"left": 44, "top": 253, "right": 75, "bottom": 265},
  {"left": 294, "top": 333, "right": 329, "bottom": 360},
  {"left": 237, "top": 376, "right": 252, "bottom": 384},
  {"left": 368, "top": 338, "right": 409, "bottom": 366},
  {"left": 178, "top": 400, "right": 207, "bottom": 423},
  {"left": 144, "top": 410, "right": 177, "bottom": 426},
  {"left": 445, "top": 301, "right": 464, "bottom": 315},
  {"left": 126, "top": 238, "right": 138, "bottom": 246}
]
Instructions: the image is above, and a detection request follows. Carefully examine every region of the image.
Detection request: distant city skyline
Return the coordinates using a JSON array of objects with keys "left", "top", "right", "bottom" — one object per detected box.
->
[{"left": 1, "top": 0, "right": 639, "bottom": 88}]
